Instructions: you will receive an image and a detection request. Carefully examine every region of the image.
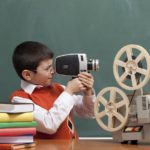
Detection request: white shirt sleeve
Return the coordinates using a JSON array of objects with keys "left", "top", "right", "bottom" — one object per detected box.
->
[
  {"left": 61, "top": 85, "right": 96, "bottom": 117},
  {"left": 73, "top": 94, "right": 96, "bottom": 118},
  {"left": 11, "top": 91, "right": 75, "bottom": 134},
  {"left": 11, "top": 86, "right": 96, "bottom": 135}
]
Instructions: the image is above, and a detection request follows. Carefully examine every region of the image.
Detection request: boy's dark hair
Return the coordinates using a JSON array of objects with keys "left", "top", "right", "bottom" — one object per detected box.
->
[{"left": 12, "top": 41, "right": 54, "bottom": 80}]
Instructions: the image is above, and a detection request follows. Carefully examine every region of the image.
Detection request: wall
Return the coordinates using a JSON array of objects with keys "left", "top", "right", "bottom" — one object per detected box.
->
[{"left": 1, "top": 0, "right": 150, "bottom": 137}]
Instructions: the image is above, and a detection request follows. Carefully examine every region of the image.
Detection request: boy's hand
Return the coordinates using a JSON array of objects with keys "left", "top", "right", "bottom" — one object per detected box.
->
[
  {"left": 65, "top": 78, "right": 86, "bottom": 95},
  {"left": 78, "top": 72, "right": 94, "bottom": 96}
]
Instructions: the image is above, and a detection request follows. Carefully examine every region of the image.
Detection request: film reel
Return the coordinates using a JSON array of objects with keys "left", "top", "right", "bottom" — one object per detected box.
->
[
  {"left": 113, "top": 44, "right": 150, "bottom": 90},
  {"left": 94, "top": 87, "right": 129, "bottom": 132}
]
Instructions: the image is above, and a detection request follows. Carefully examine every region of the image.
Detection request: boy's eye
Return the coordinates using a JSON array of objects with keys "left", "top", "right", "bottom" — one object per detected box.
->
[
  {"left": 45, "top": 67, "right": 50, "bottom": 71},
  {"left": 44, "top": 65, "right": 53, "bottom": 71}
]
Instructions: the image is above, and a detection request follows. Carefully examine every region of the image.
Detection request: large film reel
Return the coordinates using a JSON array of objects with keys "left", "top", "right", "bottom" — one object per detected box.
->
[
  {"left": 94, "top": 87, "right": 129, "bottom": 132},
  {"left": 113, "top": 44, "right": 150, "bottom": 90}
]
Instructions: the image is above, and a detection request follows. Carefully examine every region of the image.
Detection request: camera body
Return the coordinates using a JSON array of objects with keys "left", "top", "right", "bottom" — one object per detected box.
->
[{"left": 55, "top": 53, "right": 99, "bottom": 76}]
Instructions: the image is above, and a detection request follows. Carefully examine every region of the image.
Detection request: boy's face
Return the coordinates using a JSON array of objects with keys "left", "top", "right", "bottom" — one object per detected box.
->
[{"left": 29, "top": 58, "right": 55, "bottom": 86}]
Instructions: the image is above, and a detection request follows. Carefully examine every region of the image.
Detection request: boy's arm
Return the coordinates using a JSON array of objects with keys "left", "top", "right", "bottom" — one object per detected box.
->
[
  {"left": 71, "top": 72, "right": 96, "bottom": 117},
  {"left": 11, "top": 92, "right": 75, "bottom": 135},
  {"left": 72, "top": 90, "right": 96, "bottom": 118}
]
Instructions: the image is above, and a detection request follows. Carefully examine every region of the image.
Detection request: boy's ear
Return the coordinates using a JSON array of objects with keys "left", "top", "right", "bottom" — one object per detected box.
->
[{"left": 22, "top": 70, "right": 33, "bottom": 81}]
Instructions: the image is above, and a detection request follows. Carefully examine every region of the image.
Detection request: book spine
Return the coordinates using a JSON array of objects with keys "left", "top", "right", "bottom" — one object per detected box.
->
[
  {"left": 0, "top": 142, "right": 36, "bottom": 150},
  {"left": 0, "top": 121, "right": 37, "bottom": 128},
  {"left": 0, "top": 135, "right": 33, "bottom": 144},
  {"left": 0, "top": 144, "right": 11, "bottom": 150},
  {"left": 12, "top": 143, "right": 36, "bottom": 150},
  {"left": 0, "top": 127, "right": 36, "bottom": 136},
  {"left": 0, "top": 103, "right": 34, "bottom": 113},
  {"left": 0, "top": 112, "right": 33, "bottom": 122}
]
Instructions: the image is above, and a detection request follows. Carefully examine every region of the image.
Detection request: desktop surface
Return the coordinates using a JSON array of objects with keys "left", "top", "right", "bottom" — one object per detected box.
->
[{"left": 27, "top": 139, "right": 150, "bottom": 150}]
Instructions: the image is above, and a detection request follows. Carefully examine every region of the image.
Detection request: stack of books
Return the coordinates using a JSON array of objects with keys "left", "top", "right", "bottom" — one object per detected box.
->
[{"left": 0, "top": 103, "right": 37, "bottom": 149}]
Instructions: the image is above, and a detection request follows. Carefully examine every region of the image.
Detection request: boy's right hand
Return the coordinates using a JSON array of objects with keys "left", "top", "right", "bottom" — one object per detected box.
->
[{"left": 65, "top": 78, "right": 86, "bottom": 95}]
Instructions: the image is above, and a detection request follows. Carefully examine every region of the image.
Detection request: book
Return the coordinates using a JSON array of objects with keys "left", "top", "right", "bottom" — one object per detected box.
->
[
  {"left": 0, "top": 142, "right": 36, "bottom": 150},
  {"left": 0, "top": 112, "right": 33, "bottom": 122},
  {"left": 0, "top": 103, "right": 34, "bottom": 113},
  {"left": 0, "top": 127, "right": 36, "bottom": 136},
  {"left": 0, "top": 135, "right": 34, "bottom": 144},
  {"left": 0, "top": 121, "right": 37, "bottom": 128}
]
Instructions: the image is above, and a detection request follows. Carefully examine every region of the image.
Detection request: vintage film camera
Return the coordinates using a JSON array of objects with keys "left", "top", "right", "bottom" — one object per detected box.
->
[
  {"left": 94, "top": 44, "right": 150, "bottom": 144},
  {"left": 55, "top": 53, "right": 99, "bottom": 76}
]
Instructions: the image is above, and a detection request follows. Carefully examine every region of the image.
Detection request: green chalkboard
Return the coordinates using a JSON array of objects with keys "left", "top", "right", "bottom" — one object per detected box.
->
[{"left": 1, "top": 0, "right": 150, "bottom": 137}]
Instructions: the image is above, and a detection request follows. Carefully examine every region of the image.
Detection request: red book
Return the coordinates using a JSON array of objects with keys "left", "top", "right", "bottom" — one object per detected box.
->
[
  {"left": 0, "top": 127, "right": 36, "bottom": 136},
  {"left": 0, "top": 143, "right": 36, "bottom": 150},
  {"left": 0, "top": 144, "right": 11, "bottom": 150}
]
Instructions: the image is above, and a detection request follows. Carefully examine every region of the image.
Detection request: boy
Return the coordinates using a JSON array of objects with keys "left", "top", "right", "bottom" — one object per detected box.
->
[{"left": 10, "top": 41, "right": 96, "bottom": 139}]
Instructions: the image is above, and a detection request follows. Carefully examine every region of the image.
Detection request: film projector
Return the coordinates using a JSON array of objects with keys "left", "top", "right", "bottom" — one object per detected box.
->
[{"left": 94, "top": 44, "right": 150, "bottom": 144}]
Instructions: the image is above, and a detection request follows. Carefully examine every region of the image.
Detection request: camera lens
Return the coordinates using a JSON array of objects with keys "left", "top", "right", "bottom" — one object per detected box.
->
[{"left": 88, "top": 59, "right": 99, "bottom": 71}]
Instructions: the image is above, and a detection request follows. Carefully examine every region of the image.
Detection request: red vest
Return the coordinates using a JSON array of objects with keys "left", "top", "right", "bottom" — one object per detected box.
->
[{"left": 10, "top": 83, "right": 78, "bottom": 139}]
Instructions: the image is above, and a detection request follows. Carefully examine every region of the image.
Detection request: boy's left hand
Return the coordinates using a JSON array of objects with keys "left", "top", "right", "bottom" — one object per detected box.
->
[{"left": 78, "top": 72, "right": 94, "bottom": 96}]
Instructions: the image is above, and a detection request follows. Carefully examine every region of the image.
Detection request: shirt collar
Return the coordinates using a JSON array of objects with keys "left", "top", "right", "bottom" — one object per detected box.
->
[{"left": 21, "top": 80, "right": 43, "bottom": 94}]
